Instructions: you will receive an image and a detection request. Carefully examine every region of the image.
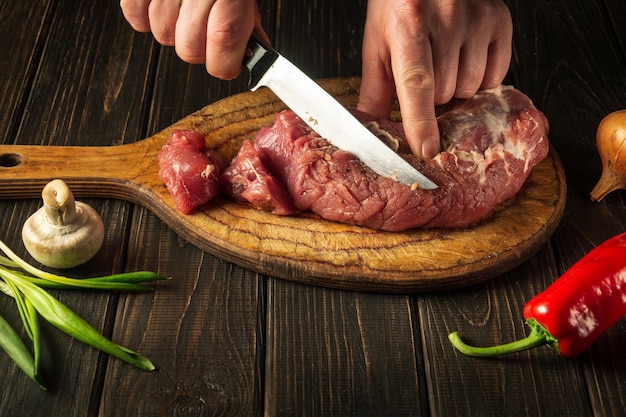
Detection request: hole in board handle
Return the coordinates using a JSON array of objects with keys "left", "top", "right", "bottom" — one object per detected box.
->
[{"left": 0, "top": 153, "right": 24, "bottom": 167}]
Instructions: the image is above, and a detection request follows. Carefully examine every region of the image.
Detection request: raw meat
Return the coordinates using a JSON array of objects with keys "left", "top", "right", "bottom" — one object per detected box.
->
[
  {"left": 220, "top": 140, "right": 297, "bottom": 215},
  {"left": 158, "top": 129, "right": 223, "bottom": 214},
  {"left": 233, "top": 85, "right": 549, "bottom": 231}
]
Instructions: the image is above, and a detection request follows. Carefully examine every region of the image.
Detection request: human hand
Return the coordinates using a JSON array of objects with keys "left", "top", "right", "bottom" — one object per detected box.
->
[
  {"left": 120, "top": 0, "right": 268, "bottom": 80},
  {"left": 358, "top": 0, "right": 513, "bottom": 158}
]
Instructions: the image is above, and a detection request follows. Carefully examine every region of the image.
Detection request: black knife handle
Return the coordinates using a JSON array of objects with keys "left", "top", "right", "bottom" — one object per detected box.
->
[{"left": 243, "top": 33, "right": 279, "bottom": 89}]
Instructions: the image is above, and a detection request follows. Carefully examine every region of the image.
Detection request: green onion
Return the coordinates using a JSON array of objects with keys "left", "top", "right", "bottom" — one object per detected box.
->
[
  {"left": 0, "top": 238, "right": 169, "bottom": 390},
  {"left": 4, "top": 270, "right": 155, "bottom": 371},
  {"left": 0, "top": 243, "right": 168, "bottom": 291},
  {"left": 0, "top": 313, "right": 45, "bottom": 389}
]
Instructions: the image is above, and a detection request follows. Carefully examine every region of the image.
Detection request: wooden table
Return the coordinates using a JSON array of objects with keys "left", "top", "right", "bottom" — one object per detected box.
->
[{"left": 1, "top": 0, "right": 625, "bottom": 416}]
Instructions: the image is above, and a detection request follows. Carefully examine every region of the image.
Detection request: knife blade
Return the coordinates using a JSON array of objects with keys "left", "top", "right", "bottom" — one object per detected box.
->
[{"left": 243, "top": 34, "right": 438, "bottom": 190}]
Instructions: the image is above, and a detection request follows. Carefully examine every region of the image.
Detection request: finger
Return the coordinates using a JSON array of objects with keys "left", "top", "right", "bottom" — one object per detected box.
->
[
  {"left": 431, "top": 39, "right": 460, "bottom": 105},
  {"left": 482, "top": 17, "right": 513, "bottom": 88},
  {"left": 120, "top": 0, "right": 152, "bottom": 32},
  {"left": 147, "top": 0, "right": 183, "bottom": 45},
  {"left": 357, "top": 30, "right": 396, "bottom": 120},
  {"left": 175, "top": 0, "right": 214, "bottom": 64},
  {"left": 429, "top": 12, "right": 462, "bottom": 105},
  {"left": 253, "top": 2, "right": 271, "bottom": 44},
  {"left": 205, "top": 0, "right": 258, "bottom": 79},
  {"left": 454, "top": 11, "right": 500, "bottom": 98},
  {"left": 455, "top": 40, "right": 489, "bottom": 98},
  {"left": 459, "top": 3, "right": 512, "bottom": 93},
  {"left": 482, "top": 39, "right": 511, "bottom": 89},
  {"left": 390, "top": 27, "right": 440, "bottom": 158}
]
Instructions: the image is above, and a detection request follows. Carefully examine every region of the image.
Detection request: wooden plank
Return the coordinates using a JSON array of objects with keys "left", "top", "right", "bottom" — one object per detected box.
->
[
  {"left": 605, "top": 0, "right": 626, "bottom": 53},
  {"left": 419, "top": 0, "right": 626, "bottom": 415},
  {"left": 15, "top": 0, "right": 155, "bottom": 147},
  {"left": 145, "top": 47, "right": 250, "bottom": 135},
  {"left": 100, "top": 212, "right": 264, "bottom": 416},
  {"left": 0, "top": 0, "right": 157, "bottom": 414},
  {"left": 0, "top": 0, "right": 54, "bottom": 144},
  {"left": 420, "top": 248, "right": 592, "bottom": 416},
  {"left": 264, "top": 281, "right": 428, "bottom": 417},
  {"left": 98, "top": 37, "right": 264, "bottom": 417},
  {"left": 265, "top": 0, "right": 367, "bottom": 79}
]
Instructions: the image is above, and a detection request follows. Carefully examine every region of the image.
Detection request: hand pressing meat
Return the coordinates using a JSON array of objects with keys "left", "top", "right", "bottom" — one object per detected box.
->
[
  {"left": 358, "top": 0, "right": 513, "bottom": 159},
  {"left": 119, "top": 0, "right": 512, "bottom": 160}
]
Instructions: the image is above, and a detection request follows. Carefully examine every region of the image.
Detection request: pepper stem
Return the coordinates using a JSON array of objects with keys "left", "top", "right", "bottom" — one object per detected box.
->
[{"left": 448, "top": 319, "right": 558, "bottom": 357}]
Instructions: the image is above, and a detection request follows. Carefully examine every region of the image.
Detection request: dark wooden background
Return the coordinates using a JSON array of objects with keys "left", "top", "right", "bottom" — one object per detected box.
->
[{"left": 1, "top": 0, "right": 625, "bottom": 416}]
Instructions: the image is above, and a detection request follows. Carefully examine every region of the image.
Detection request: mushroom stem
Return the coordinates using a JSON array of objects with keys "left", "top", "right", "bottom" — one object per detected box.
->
[{"left": 42, "top": 180, "right": 78, "bottom": 226}]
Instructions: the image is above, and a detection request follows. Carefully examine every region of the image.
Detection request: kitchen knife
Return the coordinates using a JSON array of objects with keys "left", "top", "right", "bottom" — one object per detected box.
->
[{"left": 243, "top": 34, "right": 438, "bottom": 190}]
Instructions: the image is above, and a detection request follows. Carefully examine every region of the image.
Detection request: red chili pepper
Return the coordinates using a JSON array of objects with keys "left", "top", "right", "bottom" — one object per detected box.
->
[{"left": 448, "top": 231, "right": 626, "bottom": 358}]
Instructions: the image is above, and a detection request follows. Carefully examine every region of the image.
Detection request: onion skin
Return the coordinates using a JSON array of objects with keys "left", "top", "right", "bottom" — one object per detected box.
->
[{"left": 590, "top": 110, "right": 626, "bottom": 201}]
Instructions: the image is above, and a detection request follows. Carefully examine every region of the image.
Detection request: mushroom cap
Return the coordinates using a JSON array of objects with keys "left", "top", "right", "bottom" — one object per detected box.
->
[{"left": 22, "top": 201, "right": 105, "bottom": 269}]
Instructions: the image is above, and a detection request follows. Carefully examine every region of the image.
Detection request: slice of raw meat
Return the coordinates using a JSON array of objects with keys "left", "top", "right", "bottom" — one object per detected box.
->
[
  {"left": 158, "top": 129, "right": 223, "bottom": 214},
  {"left": 249, "top": 85, "right": 550, "bottom": 231},
  {"left": 220, "top": 140, "right": 297, "bottom": 215}
]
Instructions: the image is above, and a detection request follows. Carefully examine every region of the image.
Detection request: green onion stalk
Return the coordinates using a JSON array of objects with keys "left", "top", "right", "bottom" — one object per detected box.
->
[{"left": 0, "top": 239, "right": 169, "bottom": 390}]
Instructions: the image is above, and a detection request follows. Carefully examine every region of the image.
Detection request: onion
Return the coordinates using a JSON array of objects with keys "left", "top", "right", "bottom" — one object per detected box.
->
[{"left": 590, "top": 110, "right": 626, "bottom": 201}]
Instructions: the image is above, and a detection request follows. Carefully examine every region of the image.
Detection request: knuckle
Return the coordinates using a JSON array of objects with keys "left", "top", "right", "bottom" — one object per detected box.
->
[
  {"left": 434, "top": 84, "right": 455, "bottom": 104},
  {"left": 155, "top": 26, "right": 176, "bottom": 45},
  {"left": 472, "top": 0, "right": 507, "bottom": 18},
  {"left": 473, "top": 0, "right": 512, "bottom": 33},
  {"left": 209, "top": 25, "right": 246, "bottom": 50},
  {"left": 120, "top": 6, "right": 149, "bottom": 31},
  {"left": 401, "top": 66, "right": 435, "bottom": 93},
  {"left": 455, "top": 75, "right": 482, "bottom": 99},
  {"left": 175, "top": 45, "right": 205, "bottom": 64},
  {"left": 207, "top": 64, "right": 241, "bottom": 80}
]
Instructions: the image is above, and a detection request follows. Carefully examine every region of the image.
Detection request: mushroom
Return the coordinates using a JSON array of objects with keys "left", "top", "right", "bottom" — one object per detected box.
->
[{"left": 22, "top": 179, "right": 104, "bottom": 269}]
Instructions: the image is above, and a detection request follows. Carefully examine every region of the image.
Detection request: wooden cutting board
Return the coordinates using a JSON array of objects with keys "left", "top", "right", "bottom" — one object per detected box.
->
[{"left": 0, "top": 77, "right": 565, "bottom": 292}]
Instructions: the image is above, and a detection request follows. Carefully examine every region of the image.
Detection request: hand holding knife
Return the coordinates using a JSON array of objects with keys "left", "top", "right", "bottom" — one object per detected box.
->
[{"left": 243, "top": 34, "right": 438, "bottom": 190}]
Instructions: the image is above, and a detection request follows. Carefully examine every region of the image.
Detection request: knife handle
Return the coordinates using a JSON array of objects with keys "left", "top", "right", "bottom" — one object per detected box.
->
[{"left": 243, "top": 33, "right": 279, "bottom": 90}]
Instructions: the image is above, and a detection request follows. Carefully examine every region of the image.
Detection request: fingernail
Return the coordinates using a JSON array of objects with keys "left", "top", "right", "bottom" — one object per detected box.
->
[{"left": 421, "top": 141, "right": 440, "bottom": 159}]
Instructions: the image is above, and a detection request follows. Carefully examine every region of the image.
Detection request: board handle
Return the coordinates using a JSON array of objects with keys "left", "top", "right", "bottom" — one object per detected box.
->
[{"left": 0, "top": 140, "right": 162, "bottom": 203}]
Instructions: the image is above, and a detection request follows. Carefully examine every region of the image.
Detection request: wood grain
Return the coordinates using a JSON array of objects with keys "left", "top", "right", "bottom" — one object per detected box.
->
[
  {"left": 2, "top": 0, "right": 626, "bottom": 416},
  {"left": 0, "top": 77, "right": 566, "bottom": 292},
  {"left": 264, "top": 281, "right": 428, "bottom": 417},
  {"left": 416, "top": 0, "right": 626, "bottom": 415},
  {"left": 101, "top": 233, "right": 264, "bottom": 416},
  {"left": 0, "top": 0, "right": 153, "bottom": 415},
  {"left": 420, "top": 249, "right": 593, "bottom": 416}
]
